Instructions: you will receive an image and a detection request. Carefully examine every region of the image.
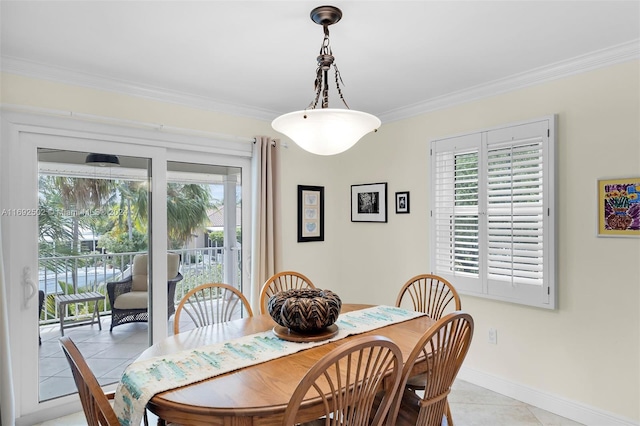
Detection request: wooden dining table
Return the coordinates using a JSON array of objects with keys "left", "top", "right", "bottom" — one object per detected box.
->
[{"left": 138, "top": 303, "right": 435, "bottom": 426}]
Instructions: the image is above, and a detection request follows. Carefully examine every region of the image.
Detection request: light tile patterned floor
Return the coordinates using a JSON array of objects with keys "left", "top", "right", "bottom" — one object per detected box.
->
[
  {"left": 446, "top": 381, "right": 583, "bottom": 426},
  {"left": 34, "top": 379, "right": 584, "bottom": 426}
]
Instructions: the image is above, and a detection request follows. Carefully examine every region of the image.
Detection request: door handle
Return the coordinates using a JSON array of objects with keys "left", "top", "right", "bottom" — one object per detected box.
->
[{"left": 23, "top": 266, "right": 37, "bottom": 309}]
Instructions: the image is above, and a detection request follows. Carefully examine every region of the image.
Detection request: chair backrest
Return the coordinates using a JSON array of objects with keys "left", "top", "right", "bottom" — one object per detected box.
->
[
  {"left": 130, "top": 253, "right": 181, "bottom": 292},
  {"left": 388, "top": 311, "right": 474, "bottom": 426},
  {"left": 59, "top": 336, "right": 120, "bottom": 426},
  {"left": 282, "top": 335, "right": 403, "bottom": 426},
  {"left": 395, "top": 274, "right": 461, "bottom": 320},
  {"left": 131, "top": 254, "right": 149, "bottom": 291},
  {"left": 259, "top": 271, "right": 316, "bottom": 314},
  {"left": 173, "top": 283, "right": 253, "bottom": 334}
]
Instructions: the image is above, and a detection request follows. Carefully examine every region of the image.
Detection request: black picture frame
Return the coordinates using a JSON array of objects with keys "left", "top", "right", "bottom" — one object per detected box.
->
[
  {"left": 396, "top": 191, "right": 410, "bottom": 214},
  {"left": 297, "top": 185, "right": 324, "bottom": 242},
  {"left": 351, "top": 182, "right": 388, "bottom": 223}
]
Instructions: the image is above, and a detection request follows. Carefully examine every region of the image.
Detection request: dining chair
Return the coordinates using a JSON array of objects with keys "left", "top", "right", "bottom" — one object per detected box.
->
[
  {"left": 395, "top": 273, "right": 462, "bottom": 402},
  {"left": 173, "top": 282, "right": 253, "bottom": 334},
  {"left": 59, "top": 336, "right": 149, "bottom": 426},
  {"left": 386, "top": 311, "right": 474, "bottom": 426},
  {"left": 395, "top": 274, "right": 461, "bottom": 320},
  {"left": 282, "top": 335, "right": 403, "bottom": 426},
  {"left": 259, "top": 270, "right": 316, "bottom": 314}
]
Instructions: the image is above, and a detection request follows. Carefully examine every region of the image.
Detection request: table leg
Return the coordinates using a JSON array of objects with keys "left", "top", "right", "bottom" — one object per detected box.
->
[
  {"left": 94, "top": 300, "right": 103, "bottom": 330},
  {"left": 59, "top": 302, "right": 65, "bottom": 336}
]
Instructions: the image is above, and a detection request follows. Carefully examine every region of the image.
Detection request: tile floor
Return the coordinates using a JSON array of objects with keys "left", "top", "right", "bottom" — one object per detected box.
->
[
  {"left": 34, "top": 379, "right": 584, "bottom": 426},
  {"left": 39, "top": 317, "right": 149, "bottom": 401}
]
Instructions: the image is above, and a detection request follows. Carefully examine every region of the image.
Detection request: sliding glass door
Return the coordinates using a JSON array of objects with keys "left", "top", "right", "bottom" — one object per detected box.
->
[
  {"left": 2, "top": 113, "right": 252, "bottom": 423},
  {"left": 37, "top": 149, "right": 152, "bottom": 402}
]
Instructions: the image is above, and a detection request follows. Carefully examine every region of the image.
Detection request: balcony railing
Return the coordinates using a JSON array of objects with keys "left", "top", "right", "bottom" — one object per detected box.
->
[{"left": 38, "top": 246, "right": 238, "bottom": 326}]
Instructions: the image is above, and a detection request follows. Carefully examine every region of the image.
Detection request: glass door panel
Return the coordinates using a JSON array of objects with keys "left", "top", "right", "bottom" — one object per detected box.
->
[
  {"left": 37, "top": 149, "right": 151, "bottom": 402},
  {"left": 166, "top": 161, "right": 247, "bottom": 334}
]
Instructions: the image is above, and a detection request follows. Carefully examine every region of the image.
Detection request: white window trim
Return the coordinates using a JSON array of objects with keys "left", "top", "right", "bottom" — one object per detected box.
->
[{"left": 430, "top": 115, "right": 557, "bottom": 309}]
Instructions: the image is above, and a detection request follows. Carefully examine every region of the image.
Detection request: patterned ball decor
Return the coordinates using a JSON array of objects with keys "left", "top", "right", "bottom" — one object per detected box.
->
[{"left": 268, "top": 288, "right": 342, "bottom": 333}]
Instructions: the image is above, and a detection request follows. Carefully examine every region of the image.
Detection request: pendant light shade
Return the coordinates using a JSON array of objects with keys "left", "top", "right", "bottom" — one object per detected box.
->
[
  {"left": 271, "top": 6, "right": 380, "bottom": 156},
  {"left": 272, "top": 109, "right": 381, "bottom": 156},
  {"left": 85, "top": 153, "right": 120, "bottom": 167}
]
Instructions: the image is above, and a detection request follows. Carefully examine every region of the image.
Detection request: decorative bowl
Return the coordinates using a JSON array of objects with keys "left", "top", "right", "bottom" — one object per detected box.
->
[{"left": 268, "top": 288, "right": 342, "bottom": 333}]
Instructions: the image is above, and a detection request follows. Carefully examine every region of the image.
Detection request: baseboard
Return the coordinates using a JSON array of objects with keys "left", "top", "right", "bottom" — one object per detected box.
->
[{"left": 457, "top": 367, "right": 638, "bottom": 426}]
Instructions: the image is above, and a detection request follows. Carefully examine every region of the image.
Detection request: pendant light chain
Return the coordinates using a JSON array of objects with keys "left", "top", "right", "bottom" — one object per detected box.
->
[{"left": 308, "top": 23, "right": 349, "bottom": 111}]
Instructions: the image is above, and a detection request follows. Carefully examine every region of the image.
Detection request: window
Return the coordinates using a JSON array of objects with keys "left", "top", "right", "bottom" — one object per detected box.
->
[{"left": 430, "top": 116, "right": 556, "bottom": 309}]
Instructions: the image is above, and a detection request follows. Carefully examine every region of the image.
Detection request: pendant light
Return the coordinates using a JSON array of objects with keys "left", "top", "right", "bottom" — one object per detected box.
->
[{"left": 271, "top": 6, "right": 381, "bottom": 156}]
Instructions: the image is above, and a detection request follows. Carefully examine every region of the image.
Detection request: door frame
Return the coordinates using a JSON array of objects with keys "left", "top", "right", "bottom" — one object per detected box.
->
[{"left": 0, "top": 110, "right": 253, "bottom": 424}]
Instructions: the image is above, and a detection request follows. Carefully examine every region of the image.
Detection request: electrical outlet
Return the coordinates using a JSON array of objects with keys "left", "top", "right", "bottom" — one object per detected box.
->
[{"left": 488, "top": 328, "right": 498, "bottom": 344}]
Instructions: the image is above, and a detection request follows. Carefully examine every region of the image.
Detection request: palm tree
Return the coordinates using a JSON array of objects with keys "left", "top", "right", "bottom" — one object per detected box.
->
[
  {"left": 135, "top": 183, "right": 214, "bottom": 248},
  {"left": 39, "top": 176, "right": 115, "bottom": 290},
  {"left": 101, "top": 181, "right": 214, "bottom": 250}
]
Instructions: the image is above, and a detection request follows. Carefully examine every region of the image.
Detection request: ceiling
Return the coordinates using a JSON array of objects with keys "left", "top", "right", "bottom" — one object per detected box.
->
[{"left": 1, "top": 1, "right": 639, "bottom": 123}]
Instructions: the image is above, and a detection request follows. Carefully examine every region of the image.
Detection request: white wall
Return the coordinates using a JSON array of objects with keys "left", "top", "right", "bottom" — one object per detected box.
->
[{"left": 2, "top": 59, "right": 639, "bottom": 424}]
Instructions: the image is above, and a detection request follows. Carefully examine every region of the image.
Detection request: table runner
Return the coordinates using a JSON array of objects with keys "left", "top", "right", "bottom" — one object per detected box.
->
[{"left": 114, "top": 305, "right": 425, "bottom": 426}]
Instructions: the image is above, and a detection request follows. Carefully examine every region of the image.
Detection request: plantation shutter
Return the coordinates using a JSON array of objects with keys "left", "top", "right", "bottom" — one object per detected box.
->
[
  {"left": 486, "top": 136, "right": 544, "bottom": 285},
  {"left": 485, "top": 121, "right": 552, "bottom": 304},
  {"left": 432, "top": 133, "right": 482, "bottom": 294},
  {"left": 430, "top": 116, "right": 556, "bottom": 309}
]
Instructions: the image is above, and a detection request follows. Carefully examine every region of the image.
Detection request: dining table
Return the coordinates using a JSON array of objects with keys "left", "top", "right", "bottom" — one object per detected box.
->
[{"left": 130, "top": 303, "right": 436, "bottom": 426}]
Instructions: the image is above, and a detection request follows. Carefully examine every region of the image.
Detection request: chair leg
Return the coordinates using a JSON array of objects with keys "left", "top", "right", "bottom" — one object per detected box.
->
[{"left": 445, "top": 399, "right": 453, "bottom": 426}]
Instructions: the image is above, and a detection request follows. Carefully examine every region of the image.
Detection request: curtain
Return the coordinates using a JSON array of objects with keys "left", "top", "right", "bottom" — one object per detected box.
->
[
  {"left": 250, "top": 136, "right": 280, "bottom": 311},
  {"left": 0, "top": 220, "right": 15, "bottom": 425}
]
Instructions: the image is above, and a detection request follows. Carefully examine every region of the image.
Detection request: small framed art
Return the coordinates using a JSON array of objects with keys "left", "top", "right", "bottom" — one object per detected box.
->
[
  {"left": 396, "top": 191, "right": 410, "bottom": 214},
  {"left": 351, "top": 182, "right": 387, "bottom": 223},
  {"left": 597, "top": 177, "right": 640, "bottom": 237},
  {"left": 298, "top": 185, "right": 324, "bottom": 242}
]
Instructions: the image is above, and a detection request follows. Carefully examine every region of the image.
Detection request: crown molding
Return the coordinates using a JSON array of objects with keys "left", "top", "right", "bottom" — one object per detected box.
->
[
  {"left": 379, "top": 39, "right": 640, "bottom": 123},
  {"left": 0, "top": 56, "right": 279, "bottom": 121},
  {"left": 2, "top": 39, "right": 638, "bottom": 124}
]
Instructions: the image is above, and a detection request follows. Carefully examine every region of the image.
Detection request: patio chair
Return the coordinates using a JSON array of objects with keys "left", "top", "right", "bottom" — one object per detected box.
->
[
  {"left": 38, "top": 290, "right": 45, "bottom": 345},
  {"left": 259, "top": 271, "right": 316, "bottom": 314},
  {"left": 107, "top": 253, "right": 183, "bottom": 331},
  {"left": 387, "top": 311, "right": 474, "bottom": 426},
  {"left": 60, "top": 336, "right": 149, "bottom": 426},
  {"left": 282, "top": 335, "right": 403, "bottom": 426},
  {"left": 173, "top": 283, "right": 253, "bottom": 334}
]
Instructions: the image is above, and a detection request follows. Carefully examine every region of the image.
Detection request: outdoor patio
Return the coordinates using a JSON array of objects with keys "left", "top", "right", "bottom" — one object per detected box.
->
[
  {"left": 38, "top": 316, "right": 148, "bottom": 402},
  {"left": 36, "top": 246, "right": 236, "bottom": 401}
]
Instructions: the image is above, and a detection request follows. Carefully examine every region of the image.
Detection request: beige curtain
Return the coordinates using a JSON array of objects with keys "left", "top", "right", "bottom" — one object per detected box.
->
[{"left": 250, "top": 136, "right": 279, "bottom": 311}]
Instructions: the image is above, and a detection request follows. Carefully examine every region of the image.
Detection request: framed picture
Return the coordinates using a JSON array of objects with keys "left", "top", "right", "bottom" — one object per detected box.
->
[
  {"left": 298, "top": 185, "right": 324, "bottom": 242},
  {"left": 396, "top": 191, "right": 410, "bottom": 214},
  {"left": 597, "top": 177, "right": 640, "bottom": 237},
  {"left": 351, "top": 182, "right": 387, "bottom": 223}
]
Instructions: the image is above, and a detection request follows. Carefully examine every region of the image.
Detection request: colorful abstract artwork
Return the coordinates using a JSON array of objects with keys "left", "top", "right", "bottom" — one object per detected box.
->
[{"left": 598, "top": 178, "right": 640, "bottom": 236}]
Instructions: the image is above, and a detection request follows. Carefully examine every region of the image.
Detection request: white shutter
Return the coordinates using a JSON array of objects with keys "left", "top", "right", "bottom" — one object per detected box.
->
[
  {"left": 430, "top": 116, "right": 556, "bottom": 309},
  {"left": 432, "top": 133, "right": 482, "bottom": 293},
  {"left": 486, "top": 137, "right": 544, "bottom": 285}
]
